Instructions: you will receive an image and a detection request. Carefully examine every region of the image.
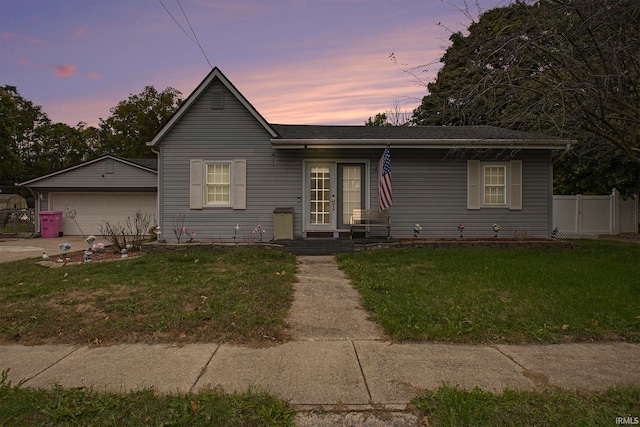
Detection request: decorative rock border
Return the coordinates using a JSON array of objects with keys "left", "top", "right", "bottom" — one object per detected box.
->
[
  {"left": 141, "top": 241, "right": 285, "bottom": 254},
  {"left": 556, "top": 232, "right": 599, "bottom": 240},
  {"left": 141, "top": 239, "right": 577, "bottom": 255},
  {"left": 353, "top": 239, "right": 577, "bottom": 252}
]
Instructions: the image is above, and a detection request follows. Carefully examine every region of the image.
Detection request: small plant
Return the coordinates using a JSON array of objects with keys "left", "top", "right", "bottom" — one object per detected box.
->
[
  {"left": 457, "top": 223, "right": 465, "bottom": 238},
  {"left": 171, "top": 213, "right": 196, "bottom": 244},
  {"left": 177, "top": 226, "right": 196, "bottom": 243},
  {"left": 413, "top": 224, "right": 422, "bottom": 238},
  {"left": 253, "top": 225, "right": 266, "bottom": 242},
  {"left": 551, "top": 227, "right": 559, "bottom": 239},
  {"left": 147, "top": 225, "right": 160, "bottom": 242},
  {"left": 492, "top": 223, "right": 501, "bottom": 238},
  {"left": 99, "top": 210, "right": 153, "bottom": 252}
]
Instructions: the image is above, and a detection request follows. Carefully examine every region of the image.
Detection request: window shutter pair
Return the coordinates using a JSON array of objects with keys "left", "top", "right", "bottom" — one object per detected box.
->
[
  {"left": 466, "top": 160, "right": 522, "bottom": 210},
  {"left": 189, "top": 159, "right": 246, "bottom": 210}
]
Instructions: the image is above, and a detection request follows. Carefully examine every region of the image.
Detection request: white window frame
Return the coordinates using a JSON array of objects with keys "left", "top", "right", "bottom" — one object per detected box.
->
[
  {"left": 205, "top": 161, "right": 232, "bottom": 207},
  {"left": 482, "top": 163, "right": 508, "bottom": 207}
]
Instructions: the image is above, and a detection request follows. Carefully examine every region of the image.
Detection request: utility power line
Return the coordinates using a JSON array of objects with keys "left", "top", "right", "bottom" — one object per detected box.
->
[{"left": 158, "top": 0, "right": 212, "bottom": 69}]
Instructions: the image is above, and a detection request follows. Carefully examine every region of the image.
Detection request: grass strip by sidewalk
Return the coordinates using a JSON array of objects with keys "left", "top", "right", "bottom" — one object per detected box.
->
[
  {"left": 0, "top": 370, "right": 295, "bottom": 426},
  {"left": 337, "top": 241, "right": 640, "bottom": 343},
  {"left": 414, "top": 385, "right": 640, "bottom": 426},
  {"left": 0, "top": 247, "right": 297, "bottom": 346}
]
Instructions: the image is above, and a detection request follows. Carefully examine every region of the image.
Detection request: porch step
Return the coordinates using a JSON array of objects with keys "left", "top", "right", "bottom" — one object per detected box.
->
[{"left": 274, "top": 239, "right": 357, "bottom": 256}]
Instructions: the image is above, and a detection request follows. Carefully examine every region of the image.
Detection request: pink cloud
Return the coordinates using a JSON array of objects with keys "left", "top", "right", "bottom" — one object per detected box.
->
[
  {"left": 52, "top": 65, "right": 76, "bottom": 78},
  {"left": 2, "top": 32, "right": 19, "bottom": 40},
  {"left": 26, "top": 37, "right": 44, "bottom": 44},
  {"left": 87, "top": 72, "right": 102, "bottom": 80},
  {"left": 73, "top": 27, "right": 87, "bottom": 38},
  {"left": 233, "top": 25, "right": 442, "bottom": 125}
]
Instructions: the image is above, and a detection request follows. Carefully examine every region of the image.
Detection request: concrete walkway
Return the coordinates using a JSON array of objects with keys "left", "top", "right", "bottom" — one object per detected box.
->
[{"left": 0, "top": 252, "right": 639, "bottom": 425}]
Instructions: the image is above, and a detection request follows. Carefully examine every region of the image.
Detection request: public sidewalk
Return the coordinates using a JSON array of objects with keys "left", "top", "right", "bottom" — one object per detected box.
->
[{"left": 0, "top": 255, "right": 638, "bottom": 425}]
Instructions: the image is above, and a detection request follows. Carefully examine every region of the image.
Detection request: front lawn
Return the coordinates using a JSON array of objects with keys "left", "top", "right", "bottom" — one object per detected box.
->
[
  {"left": 0, "top": 247, "right": 297, "bottom": 346},
  {"left": 0, "top": 370, "right": 295, "bottom": 426},
  {"left": 414, "top": 385, "right": 640, "bottom": 426},
  {"left": 336, "top": 241, "right": 640, "bottom": 343}
]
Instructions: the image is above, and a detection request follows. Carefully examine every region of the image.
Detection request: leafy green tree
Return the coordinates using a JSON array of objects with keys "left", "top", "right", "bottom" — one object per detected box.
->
[
  {"left": 412, "top": 0, "right": 640, "bottom": 196},
  {"left": 24, "top": 122, "right": 91, "bottom": 181},
  {"left": 0, "top": 86, "right": 99, "bottom": 196},
  {"left": 365, "top": 113, "right": 390, "bottom": 126},
  {"left": 97, "top": 86, "right": 182, "bottom": 158},
  {"left": 0, "top": 87, "right": 22, "bottom": 189},
  {"left": 0, "top": 85, "right": 49, "bottom": 191}
]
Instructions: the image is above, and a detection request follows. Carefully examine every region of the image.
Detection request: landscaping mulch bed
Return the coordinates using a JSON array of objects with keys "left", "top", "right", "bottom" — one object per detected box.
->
[{"left": 39, "top": 249, "right": 142, "bottom": 267}]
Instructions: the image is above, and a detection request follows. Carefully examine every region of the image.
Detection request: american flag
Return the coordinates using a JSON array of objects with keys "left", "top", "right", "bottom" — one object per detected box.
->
[{"left": 378, "top": 144, "right": 392, "bottom": 211}]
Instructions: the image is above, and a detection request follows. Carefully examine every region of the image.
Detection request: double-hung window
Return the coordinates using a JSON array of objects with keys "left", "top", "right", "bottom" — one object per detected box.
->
[
  {"left": 483, "top": 165, "right": 507, "bottom": 206},
  {"left": 206, "top": 162, "right": 230, "bottom": 206},
  {"left": 467, "top": 160, "right": 522, "bottom": 210}
]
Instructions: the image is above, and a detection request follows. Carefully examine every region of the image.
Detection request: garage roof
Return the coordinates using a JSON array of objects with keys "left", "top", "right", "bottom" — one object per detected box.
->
[{"left": 19, "top": 155, "right": 157, "bottom": 190}]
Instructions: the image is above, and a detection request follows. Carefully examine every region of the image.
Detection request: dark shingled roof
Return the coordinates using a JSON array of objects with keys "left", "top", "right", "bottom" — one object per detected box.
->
[
  {"left": 271, "top": 124, "right": 563, "bottom": 141},
  {"left": 124, "top": 158, "right": 158, "bottom": 171}
]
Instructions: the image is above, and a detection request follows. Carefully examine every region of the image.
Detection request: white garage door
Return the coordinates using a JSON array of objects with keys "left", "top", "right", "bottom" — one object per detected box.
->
[{"left": 50, "top": 192, "right": 157, "bottom": 236}]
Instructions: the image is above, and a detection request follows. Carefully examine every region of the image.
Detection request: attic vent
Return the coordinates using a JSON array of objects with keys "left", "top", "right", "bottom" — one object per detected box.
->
[
  {"left": 211, "top": 90, "right": 224, "bottom": 110},
  {"left": 105, "top": 159, "right": 114, "bottom": 174}
]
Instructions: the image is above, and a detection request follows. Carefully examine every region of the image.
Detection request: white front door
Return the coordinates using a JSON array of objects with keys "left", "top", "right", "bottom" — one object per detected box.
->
[
  {"left": 304, "top": 162, "right": 366, "bottom": 234},
  {"left": 305, "top": 162, "right": 335, "bottom": 232}
]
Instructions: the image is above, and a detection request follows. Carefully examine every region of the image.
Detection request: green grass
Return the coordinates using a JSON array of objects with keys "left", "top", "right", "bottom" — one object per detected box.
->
[
  {"left": 336, "top": 241, "right": 640, "bottom": 343},
  {"left": 0, "top": 247, "right": 297, "bottom": 346},
  {"left": 414, "top": 385, "right": 640, "bottom": 427},
  {"left": 0, "top": 369, "right": 295, "bottom": 426}
]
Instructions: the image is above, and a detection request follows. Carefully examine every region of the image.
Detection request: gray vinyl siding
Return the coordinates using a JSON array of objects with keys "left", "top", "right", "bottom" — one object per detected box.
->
[
  {"left": 26, "top": 159, "right": 157, "bottom": 191},
  {"left": 158, "top": 81, "right": 554, "bottom": 242},
  {"left": 158, "top": 81, "right": 301, "bottom": 242},
  {"left": 386, "top": 149, "right": 552, "bottom": 239}
]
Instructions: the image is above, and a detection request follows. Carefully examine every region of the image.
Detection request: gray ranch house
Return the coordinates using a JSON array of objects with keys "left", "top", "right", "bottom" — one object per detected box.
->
[{"left": 149, "top": 67, "right": 570, "bottom": 243}]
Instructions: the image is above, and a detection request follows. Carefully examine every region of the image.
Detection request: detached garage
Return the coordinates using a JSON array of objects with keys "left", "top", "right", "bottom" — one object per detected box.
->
[{"left": 20, "top": 155, "right": 157, "bottom": 236}]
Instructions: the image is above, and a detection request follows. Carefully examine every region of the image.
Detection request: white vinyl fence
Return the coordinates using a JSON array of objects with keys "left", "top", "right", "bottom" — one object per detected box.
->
[{"left": 553, "top": 190, "right": 638, "bottom": 236}]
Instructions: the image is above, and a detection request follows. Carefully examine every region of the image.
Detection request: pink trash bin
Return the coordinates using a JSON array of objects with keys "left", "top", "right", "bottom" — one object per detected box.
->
[{"left": 39, "top": 211, "right": 63, "bottom": 238}]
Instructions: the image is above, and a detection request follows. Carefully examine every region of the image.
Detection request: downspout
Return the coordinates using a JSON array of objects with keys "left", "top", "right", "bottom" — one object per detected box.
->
[{"left": 150, "top": 145, "right": 163, "bottom": 242}]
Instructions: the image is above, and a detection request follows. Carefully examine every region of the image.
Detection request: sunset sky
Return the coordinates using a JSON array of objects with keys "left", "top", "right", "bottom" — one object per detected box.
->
[{"left": 1, "top": 0, "right": 508, "bottom": 127}]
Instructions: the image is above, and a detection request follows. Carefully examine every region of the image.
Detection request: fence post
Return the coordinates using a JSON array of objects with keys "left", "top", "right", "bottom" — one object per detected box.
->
[
  {"left": 12, "top": 204, "right": 17, "bottom": 235},
  {"left": 576, "top": 194, "right": 582, "bottom": 233},
  {"left": 611, "top": 188, "right": 618, "bottom": 235}
]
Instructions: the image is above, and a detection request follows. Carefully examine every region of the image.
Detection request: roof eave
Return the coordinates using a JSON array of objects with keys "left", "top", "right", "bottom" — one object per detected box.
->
[{"left": 271, "top": 139, "right": 572, "bottom": 150}]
